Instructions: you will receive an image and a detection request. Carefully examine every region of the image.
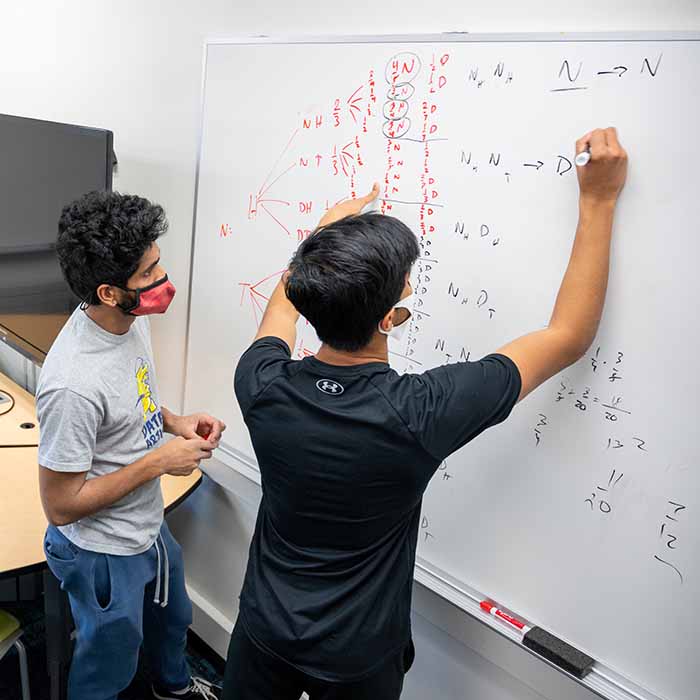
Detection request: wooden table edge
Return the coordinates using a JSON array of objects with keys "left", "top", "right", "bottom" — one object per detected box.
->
[{"left": 0, "top": 470, "right": 204, "bottom": 581}]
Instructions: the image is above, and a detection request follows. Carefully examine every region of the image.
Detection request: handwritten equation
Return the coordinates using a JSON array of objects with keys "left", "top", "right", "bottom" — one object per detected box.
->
[{"left": 225, "top": 46, "right": 690, "bottom": 588}]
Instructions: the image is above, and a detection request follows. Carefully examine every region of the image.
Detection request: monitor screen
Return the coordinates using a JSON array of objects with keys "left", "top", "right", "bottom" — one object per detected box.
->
[{"left": 0, "top": 114, "right": 114, "bottom": 363}]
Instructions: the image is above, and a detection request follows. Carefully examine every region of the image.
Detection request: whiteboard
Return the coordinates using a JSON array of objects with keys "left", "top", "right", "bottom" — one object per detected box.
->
[{"left": 184, "top": 34, "right": 700, "bottom": 700}]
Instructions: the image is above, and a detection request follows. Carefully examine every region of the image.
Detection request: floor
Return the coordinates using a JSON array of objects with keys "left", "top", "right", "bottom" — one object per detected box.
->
[{"left": 0, "top": 597, "right": 224, "bottom": 700}]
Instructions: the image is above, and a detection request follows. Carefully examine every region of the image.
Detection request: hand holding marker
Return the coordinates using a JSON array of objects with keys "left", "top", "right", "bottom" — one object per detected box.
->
[
  {"left": 574, "top": 126, "right": 624, "bottom": 167},
  {"left": 575, "top": 128, "right": 593, "bottom": 166},
  {"left": 575, "top": 148, "right": 591, "bottom": 166},
  {"left": 574, "top": 128, "right": 628, "bottom": 208}
]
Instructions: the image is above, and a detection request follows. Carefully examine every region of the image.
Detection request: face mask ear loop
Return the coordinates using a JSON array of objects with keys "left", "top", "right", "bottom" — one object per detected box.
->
[
  {"left": 378, "top": 292, "right": 413, "bottom": 337},
  {"left": 394, "top": 290, "right": 415, "bottom": 315},
  {"left": 80, "top": 282, "right": 139, "bottom": 314},
  {"left": 122, "top": 292, "right": 140, "bottom": 314},
  {"left": 115, "top": 287, "right": 141, "bottom": 315},
  {"left": 79, "top": 288, "right": 100, "bottom": 310}
]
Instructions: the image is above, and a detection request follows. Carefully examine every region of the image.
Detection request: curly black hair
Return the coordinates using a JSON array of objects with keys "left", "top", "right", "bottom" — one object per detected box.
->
[{"left": 56, "top": 191, "right": 168, "bottom": 305}]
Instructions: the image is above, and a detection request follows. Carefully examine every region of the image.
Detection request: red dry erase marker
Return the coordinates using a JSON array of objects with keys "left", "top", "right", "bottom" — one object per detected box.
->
[{"left": 480, "top": 601, "right": 530, "bottom": 634}]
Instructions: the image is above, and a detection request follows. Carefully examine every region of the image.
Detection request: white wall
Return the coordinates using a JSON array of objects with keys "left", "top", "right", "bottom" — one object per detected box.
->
[{"left": 3, "top": 3, "right": 699, "bottom": 699}]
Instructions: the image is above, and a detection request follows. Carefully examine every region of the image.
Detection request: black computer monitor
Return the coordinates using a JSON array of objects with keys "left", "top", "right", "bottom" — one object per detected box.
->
[{"left": 0, "top": 113, "right": 114, "bottom": 363}]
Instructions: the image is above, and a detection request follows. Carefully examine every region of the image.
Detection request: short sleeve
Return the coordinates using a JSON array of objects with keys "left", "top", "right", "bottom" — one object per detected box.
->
[
  {"left": 402, "top": 354, "right": 521, "bottom": 461},
  {"left": 234, "top": 336, "right": 292, "bottom": 416},
  {"left": 37, "top": 389, "right": 103, "bottom": 472}
]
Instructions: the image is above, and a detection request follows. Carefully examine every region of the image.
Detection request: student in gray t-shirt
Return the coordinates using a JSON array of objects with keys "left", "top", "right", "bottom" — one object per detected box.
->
[{"left": 37, "top": 191, "right": 224, "bottom": 700}]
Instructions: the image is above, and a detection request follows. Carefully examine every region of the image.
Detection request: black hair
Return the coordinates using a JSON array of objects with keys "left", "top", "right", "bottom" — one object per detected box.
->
[
  {"left": 286, "top": 213, "right": 419, "bottom": 351},
  {"left": 56, "top": 191, "right": 168, "bottom": 305}
]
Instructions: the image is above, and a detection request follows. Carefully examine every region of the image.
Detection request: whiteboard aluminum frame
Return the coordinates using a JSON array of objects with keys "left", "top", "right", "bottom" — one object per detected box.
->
[
  {"left": 413, "top": 559, "right": 661, "bottom": 700},
  {"left": 201, "top": 31, "right": 699, "bottom": 45},
  {"left": 184, "top": 32, "right": 698, "bottom": 700}
]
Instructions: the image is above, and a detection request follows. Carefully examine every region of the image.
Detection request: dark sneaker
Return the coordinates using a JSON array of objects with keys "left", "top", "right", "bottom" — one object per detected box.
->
[{"left": 152, "top": 677, "right": 221, "bottom": 700}]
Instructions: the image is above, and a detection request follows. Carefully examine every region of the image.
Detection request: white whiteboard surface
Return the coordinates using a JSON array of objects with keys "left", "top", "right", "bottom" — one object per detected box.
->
[{"left": 184, "top": 34, "right": 700, "bottom": 700}]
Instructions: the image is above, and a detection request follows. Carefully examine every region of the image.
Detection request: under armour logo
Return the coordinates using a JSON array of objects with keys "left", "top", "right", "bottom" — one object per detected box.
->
[{"left": 316, "top": 379, "right": 344, "bottom": 395}]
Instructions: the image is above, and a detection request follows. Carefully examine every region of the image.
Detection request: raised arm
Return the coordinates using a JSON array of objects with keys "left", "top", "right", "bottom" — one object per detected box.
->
[{"left": 497, "top": 127, "right": 628, "bottom": 401}]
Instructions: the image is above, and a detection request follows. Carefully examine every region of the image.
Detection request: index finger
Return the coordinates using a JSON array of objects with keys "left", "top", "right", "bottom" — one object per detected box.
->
[
  {"left": 360, "top": 182, "right": 380, "bottom": 205},
  {"left": 575, "top": 130, "right": 593, "bottom": 155},
  {"left": 605, "top": 126, "right": 621, "bottom": 149},
  {"left": 589, "top": 128, "right": 607, "bottom": 159},
  {"left": 208, "top": 421, "right": 225, "bottom": 442}
]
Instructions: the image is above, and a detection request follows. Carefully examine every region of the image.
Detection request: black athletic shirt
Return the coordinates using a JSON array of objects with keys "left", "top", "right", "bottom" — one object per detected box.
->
[{"left": 234, "top": 337, "right": 521, "bottom": 682}]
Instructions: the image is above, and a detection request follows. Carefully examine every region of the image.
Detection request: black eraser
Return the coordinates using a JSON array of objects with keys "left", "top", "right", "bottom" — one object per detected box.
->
[{"left": 523, "top": 627, "right": 594, "bottom": 679}]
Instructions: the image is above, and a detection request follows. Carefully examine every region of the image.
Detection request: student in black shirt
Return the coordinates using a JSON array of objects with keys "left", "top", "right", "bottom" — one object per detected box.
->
[{"left": 222, "top": 128, "right": 628, "bottom": 699}]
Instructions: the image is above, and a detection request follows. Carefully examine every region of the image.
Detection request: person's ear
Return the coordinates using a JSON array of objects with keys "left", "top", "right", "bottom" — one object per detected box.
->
[
  {"left": 379, "top": 309, "right": 394, "bottom": 334},
  {"left": 96, "top": 283, "right": 121, "bottom": 308}
]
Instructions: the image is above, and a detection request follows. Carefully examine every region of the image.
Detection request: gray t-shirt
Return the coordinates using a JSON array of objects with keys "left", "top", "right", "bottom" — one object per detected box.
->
[{"left": 37, "top": 308, "right": 165, "bottom": 555}]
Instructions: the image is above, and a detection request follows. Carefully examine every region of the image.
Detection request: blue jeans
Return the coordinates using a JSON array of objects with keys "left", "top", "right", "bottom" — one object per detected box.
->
[{"left": 44, "top": 521, "right": 193, "bottom": 700}]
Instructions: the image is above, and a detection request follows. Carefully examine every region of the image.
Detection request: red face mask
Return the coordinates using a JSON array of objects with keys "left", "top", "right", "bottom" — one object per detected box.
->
[{"left": 118, "top": 275, "right": 176, "bottom": 316}]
